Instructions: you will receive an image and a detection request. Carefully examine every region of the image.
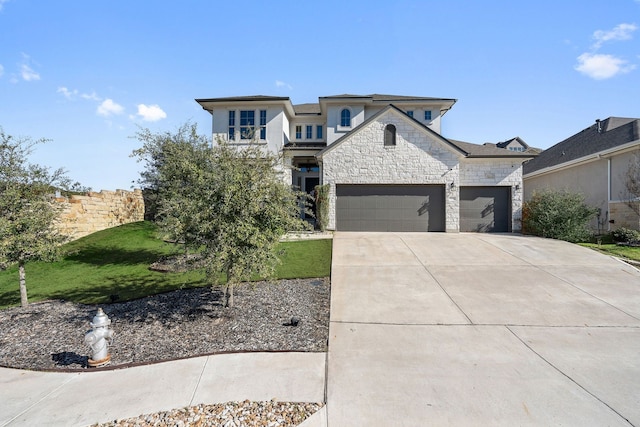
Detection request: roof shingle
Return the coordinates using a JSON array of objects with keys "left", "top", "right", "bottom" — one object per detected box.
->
[{"left": 523, "top": 117, "right": 640, "bottom": 175}]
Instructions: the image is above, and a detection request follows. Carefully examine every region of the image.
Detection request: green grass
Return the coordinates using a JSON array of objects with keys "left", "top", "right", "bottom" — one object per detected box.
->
[
  {"left": 0, "top": 221, "right": 332, "bottom": 309},
  {"left": 580, "top": 242, "right": 640, "bottom": 262}
]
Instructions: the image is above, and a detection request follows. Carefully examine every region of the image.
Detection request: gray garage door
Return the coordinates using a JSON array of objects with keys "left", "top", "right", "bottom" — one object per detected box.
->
[
  {"left": 460, "top": 186, "right": 511, "bottom": 232},
  {"left": 335, "top": 184, "right": 445, "bottom": 232}
]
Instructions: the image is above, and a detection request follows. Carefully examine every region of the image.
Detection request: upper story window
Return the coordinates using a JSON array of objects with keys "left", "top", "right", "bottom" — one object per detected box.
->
[
  {"left": 424, "top": 110, "right": 432, "bottom": 121},
  {"left": 259, "top": 110, "right": 267, "bottom": 139},
  {"left": 295, "top": 125, "right": 302, "bottom": 139},
  {"left": 228, "top": 111, "right": 236, "bottom": 140},
  {"left": 240, "top": 110, "right": 255, "bottom": 139},
  {"left": 340, "top": 108, "right": 351, "bottom": 127},
  {"left": 316, "top": 125, "right": 323, "bottom": 139},
  {"left": 407, "top": 110, "right": 414, "bottom": 118},
  {"left": 384, "top": 124, "right": 396, "bottom": 147},
  {"left": 306, "top": 125, "right": 313, "bottom": 139}
]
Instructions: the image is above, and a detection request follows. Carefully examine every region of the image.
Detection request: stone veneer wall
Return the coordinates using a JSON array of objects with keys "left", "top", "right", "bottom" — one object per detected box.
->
[
  {"left": 460, "top": 159, "right": 524, "bottom": 231},
  {"left": 321, "top": 109, "right": 526, "bottom": 232},
  {"left": 54, "top": 189, "right": 145, "bottom": 240},
  {"left": 609, "top": 201, "right": 640, "bottom": 230},
  {"left": 321, "top": 110, "right": 460, "bottom": 231}
]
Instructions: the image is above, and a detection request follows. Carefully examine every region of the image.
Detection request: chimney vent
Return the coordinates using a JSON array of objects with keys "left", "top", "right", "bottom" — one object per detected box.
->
[{"left": 596, "top": 119, "right": 602, "bottom": 134}]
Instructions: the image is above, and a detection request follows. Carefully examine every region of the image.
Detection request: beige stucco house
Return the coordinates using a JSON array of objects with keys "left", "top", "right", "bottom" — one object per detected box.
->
[
  {"left": 523, "top": 117, "right": 640, "bottom": 231},
  {"left": 196, "top": 94, "right": 535, "bottom": 232}
]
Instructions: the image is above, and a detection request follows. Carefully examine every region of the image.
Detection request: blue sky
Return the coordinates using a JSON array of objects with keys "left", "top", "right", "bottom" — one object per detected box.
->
[{"left": 1, "top": 0, "right": 638, "bottom": 190}]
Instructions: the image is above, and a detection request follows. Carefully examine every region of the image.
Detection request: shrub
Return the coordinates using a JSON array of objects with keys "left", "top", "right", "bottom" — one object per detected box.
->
[
  {"left": 314, "top": 184, "right": 330, "bottom": 232},
  {"left": 522, "top": 190, "right": 598, "bottom": 243},
  {"left": 611, "top": 227, "right": 640, "bottom": 244}
]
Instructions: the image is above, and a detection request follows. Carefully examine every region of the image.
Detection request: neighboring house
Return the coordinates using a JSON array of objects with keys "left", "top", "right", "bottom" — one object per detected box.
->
[
  {"left": 523, "top": 117, "right": 640, "bottom": 231},
  {"left": 196, "top": 94, "right": 535, "bottom": 233},
  {"left": 484, "top": 137, "right": 542, "bottom": 154}
]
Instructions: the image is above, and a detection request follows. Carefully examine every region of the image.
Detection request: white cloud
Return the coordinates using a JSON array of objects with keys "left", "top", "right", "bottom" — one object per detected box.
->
[
  {"left": 575, "top": 52, "right": 636, "bottom": 79},
  {"left": 18, "top": 53, "right": 40, "bottom": 81},
  {"left": 276, "top": 80, "right": 293, "bottom": 90},
  {"left": 0, "top": 0, "right": 8, "bottom": 12},
  {"left": 136, "top": 104, "right": 167, "bottom": 122},
  {"left": 20, "top": 64, "right": 40, "bottom": 81},
  {"left": 57, "top": 86, "right": 78, "bottom": 99},
  {"left": 0, "top": 64, "right": 3, "bottom": 77},
  {"left": 97, "top": 99, "right": 124, "bottom": 117},
  {"left": 592, "top": 23, "right": 638, "bottom": 49},
  {"left": 81, "top": 91, "right": 100, "bottom": 101}
]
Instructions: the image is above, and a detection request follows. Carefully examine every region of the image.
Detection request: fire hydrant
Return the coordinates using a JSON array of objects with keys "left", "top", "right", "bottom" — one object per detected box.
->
[{"left": 84, "top": 308, "right": 114, "bottom": 367}]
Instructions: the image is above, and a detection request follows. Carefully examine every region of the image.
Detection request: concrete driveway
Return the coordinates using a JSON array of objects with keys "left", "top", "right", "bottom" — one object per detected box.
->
[{"left": 327, "top": 232, "right": 640, "bottom": 426}]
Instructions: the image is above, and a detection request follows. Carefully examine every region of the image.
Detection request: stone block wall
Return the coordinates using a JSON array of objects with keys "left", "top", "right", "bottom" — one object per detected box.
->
[
  {"left": 54, "top": 189, "right": 145, "bottom": 240},
  {"left": 609, "top": 201, "right": 640, "bottom": 230}
]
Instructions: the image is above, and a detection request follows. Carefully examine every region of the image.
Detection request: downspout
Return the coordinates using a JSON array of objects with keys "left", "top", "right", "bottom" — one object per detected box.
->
[{"left": 607, "top": 157, "right": 611, "bottom": 232}]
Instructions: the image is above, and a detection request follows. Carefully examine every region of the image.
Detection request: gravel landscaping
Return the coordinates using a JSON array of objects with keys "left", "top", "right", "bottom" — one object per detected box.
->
[{"left": 0, "top": 277, "right": 330, "bottom": 426}]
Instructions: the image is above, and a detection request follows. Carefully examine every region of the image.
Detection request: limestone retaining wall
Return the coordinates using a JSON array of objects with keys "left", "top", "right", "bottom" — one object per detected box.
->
[{"left": 54, "top": 189, "right": 145, "bottom": 240}]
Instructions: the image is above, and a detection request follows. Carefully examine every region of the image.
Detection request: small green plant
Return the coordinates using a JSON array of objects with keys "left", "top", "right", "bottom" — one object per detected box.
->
[
  {"left": 522, "top": 190, "right": 598, "bottom": 243},
  {"left": 611, "top": 227, "right": 640, "bottom": 244}
]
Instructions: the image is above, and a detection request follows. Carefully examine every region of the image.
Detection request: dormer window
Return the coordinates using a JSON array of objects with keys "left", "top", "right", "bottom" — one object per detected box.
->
[
  {"left": 424, "top": 110, "right": 432, "bottom": 121},
  {"left": 384, "top": 124, "right": 396, "bottom": 146},
  {"left": 340, "top": 108, "right": 351, "bottom": 127}
]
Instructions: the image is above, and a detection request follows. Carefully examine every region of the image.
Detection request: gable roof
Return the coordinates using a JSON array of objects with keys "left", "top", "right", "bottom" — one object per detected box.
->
[
  {"left": 316, "top": 105, "right": 535, "bottom": 160},
  {"left": 496, "top": 137, "right": 529, "bottom": 149},
  {"left": 316, "top": 104, "right": 465, "bottom": 159},
  {"left": 449, "top": 139, "right": 536, "bottom": 158},
  {"left": 523, "top": 117, "right": 640, "bottom": 175}
]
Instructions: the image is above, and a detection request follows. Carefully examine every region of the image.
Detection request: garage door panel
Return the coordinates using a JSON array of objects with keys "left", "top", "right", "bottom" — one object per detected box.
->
[
  {"left": 336, "top": 185, "right": 445, "bottom": 232},
  {"left": 460, "top": 187, "right": 511, "bottom": 233}
]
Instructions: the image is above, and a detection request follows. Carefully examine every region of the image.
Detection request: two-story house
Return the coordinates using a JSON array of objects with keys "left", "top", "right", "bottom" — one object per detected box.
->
[{"left": 196, "top": 94, "right": 535, "bottom": 233}]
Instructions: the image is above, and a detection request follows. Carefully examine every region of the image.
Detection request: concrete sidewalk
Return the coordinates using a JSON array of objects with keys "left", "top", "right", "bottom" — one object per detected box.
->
[
  {"left": 326, "top": 232, "right": 640, "bottom": 426},
  {"left": 1, "top": 352, "right": 326, "bottom": 426}
]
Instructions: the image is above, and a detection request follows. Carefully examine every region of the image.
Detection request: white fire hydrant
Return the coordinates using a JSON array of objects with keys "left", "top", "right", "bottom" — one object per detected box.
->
[{"left": 84, "top": 308, "right": 114, "bottom": 367}]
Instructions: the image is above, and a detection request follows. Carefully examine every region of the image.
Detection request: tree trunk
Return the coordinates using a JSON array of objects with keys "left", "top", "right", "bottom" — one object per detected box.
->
[
  {"left": 227, "top": 283, "right": 234, "bottom": 308},
  {"left": 19, "top": 262, "right": 28, "bottom": 307}
]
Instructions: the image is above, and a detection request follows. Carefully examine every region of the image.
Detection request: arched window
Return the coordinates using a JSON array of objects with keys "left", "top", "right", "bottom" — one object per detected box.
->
[
  {"left": 384, "top": 124, "right": 396, "bottom": 146},
  {"left": 340, "top": 108, "right": 351, "bottom": 127}
]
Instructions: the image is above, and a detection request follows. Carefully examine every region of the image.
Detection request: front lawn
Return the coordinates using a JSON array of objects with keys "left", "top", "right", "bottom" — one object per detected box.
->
[
  {"left": 580, "top": 242, "right": 640, "bottom": 262},
  {"left": 0, "top": 221, "right": 332, "bottom": 308}
]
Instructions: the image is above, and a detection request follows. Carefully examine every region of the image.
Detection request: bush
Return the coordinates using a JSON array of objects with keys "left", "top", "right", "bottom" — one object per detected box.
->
[
  {"left": 611, "top": 227, "right": 640, "bottom": 244},
  {"left": 522, "top": 190, "right": 598, "bottom": 243},
  {"left": 314, "top": 184, "right": 330, "bottom": 232}
]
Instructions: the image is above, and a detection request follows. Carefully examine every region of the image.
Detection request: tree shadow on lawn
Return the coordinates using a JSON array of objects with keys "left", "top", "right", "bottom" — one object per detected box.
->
[
  {"left": 64, "top": 246, "right": 172, "bottom": 267},
  {"left": 45, "top": 273, "right": 210, "bottom": 306}
]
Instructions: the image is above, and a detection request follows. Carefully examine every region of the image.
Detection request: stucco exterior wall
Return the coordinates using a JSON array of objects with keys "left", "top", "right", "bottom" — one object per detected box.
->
[
  {"left": 326, "top": 105, "right": 366, "bottom": 145},
  {"left": 321, "top": 110, "right": 462, "bottom": 231},
  {"left": 610, "top": 149, "right": 639, "bottom": 200},
  {"left": 460, "top": 158, "right": 524, "bottom": 231},
  {"left": 524, "top": 159, "right": 608, "bottom": 208}
]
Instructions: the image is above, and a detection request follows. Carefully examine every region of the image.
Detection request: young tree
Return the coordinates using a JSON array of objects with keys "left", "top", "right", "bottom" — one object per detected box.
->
[
  {"left": 133, "top": 123, "right": 310, "bottom": 307},
  {"left": 622, "top": 151, "right": 640, "bottom": 219},
  {"left": 0, "top": 128, "right": 70, "bottom": 307}
]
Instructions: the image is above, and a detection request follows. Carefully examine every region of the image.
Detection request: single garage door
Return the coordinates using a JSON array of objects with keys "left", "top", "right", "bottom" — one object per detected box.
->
[
  {"left": 335, "top": 184, "right": 445, "bottom": 232},
  {"left": 460, "top": 186, "right": 511, "bottom": 232}
]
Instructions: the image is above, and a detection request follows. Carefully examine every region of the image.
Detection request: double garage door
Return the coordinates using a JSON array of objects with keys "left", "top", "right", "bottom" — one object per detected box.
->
[
  {"left": 335, "top": 184, "right": 511, "bottom": 232},
  {"left": 335, "top": 184, "right": 445, "bottom": 232}
]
